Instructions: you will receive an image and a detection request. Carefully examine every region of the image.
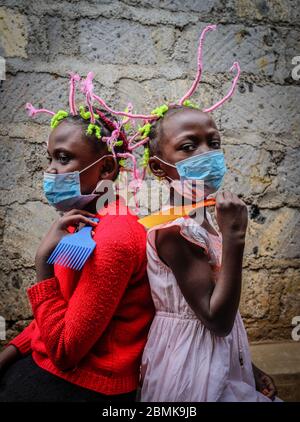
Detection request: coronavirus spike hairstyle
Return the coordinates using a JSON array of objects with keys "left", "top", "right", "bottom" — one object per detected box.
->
[
  {"left": 24, "top": 71, "right": 134, "bottom": 160},
  {"left": 24, "top": 23, "right": 241, "bottom": 209},
  {"left": 24, "top": 71, "right": 148, "bottom": 206},
  {"left": 81, "top": 23, "right": 241, "bottom": 180}
]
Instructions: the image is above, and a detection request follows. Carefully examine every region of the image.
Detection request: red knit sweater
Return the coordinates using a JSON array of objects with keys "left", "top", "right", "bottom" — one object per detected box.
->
[{"left": 7, "top": 198, "right": 155, "bottom": 395}]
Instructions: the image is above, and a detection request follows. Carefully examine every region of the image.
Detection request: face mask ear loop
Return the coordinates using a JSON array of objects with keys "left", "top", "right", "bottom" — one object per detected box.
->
[
  {"left": 153, "top": 155, "right": 177, "bottom": 168},
  {"left": 153, "top": 156, "right": 181, "bottom": 183},
  {"left": 78, "top": 154, "right": 115, "bottom": 175},
  {"left": 163, "top": 175, "right": 174, "bottom": 183},
  {"left": 79, "top": 154, "right": 117, "bottom": 194}
]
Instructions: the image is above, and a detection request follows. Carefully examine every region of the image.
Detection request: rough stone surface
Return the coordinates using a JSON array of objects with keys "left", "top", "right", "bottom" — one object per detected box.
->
[
  {"left": 0, "top": 6, "right": 28, "bottom": 58},
  {"left": 0, "top": 1, "right": 299, "bottom": 354},
  {"left": 79, "top": 18, "right": 157, "bottom": 65}
]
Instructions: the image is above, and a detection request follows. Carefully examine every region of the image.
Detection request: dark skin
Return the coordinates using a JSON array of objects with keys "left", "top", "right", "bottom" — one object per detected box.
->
[
  {"left": 34, "top": 121, "right": 119, "bottom": 282},
  {"left": 148, "top": 108, "right": 277, "bottom": 400},
  {"left": 0, "top": 120, "right": 120, "bottom": 377}
]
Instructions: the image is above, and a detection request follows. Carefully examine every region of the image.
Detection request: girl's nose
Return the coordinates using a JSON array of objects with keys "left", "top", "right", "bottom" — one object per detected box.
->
[
  {"left": 196, "top": 145, "right": 211, "bottom": 155},
  {"left": 45, "top": 165, "right": 57, "bottom": 174}
]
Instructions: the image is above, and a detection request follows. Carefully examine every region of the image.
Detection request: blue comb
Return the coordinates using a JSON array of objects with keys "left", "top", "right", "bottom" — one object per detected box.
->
[{"left": 47, "top": 218, "right": 99, "bottom": 271}]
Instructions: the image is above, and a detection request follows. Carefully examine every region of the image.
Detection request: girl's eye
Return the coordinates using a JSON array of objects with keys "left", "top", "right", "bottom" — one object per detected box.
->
[
  {"left": 58, "top": 154, "right": 70, "bottom": 164},
  {"left": 210, "top": 140, "right": 221, "bottom": 149},
  {"left": 181, "top": 144, "right": 196, "bottom": 152}
]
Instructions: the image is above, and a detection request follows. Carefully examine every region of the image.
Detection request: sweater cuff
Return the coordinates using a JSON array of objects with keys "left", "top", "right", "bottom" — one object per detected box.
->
[
  {"left": 7, "top": 331, "right": 32, "bottom": 356},
  {"left": 27, "top": 277, "right": 60, "bottom": 311}
]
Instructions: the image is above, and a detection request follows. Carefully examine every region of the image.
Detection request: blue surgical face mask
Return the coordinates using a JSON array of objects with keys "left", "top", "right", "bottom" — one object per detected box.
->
[
  {"left": 154, "top": 149, "right": 227, "bottom": 197},
  {"left": 43, "top": 154, "right": 113, "bottom": 212}
]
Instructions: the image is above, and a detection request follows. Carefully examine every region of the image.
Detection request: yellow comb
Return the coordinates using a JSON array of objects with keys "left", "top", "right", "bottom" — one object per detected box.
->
[{"left": 138, "top": 197, "right": 216, "bottom": 229}]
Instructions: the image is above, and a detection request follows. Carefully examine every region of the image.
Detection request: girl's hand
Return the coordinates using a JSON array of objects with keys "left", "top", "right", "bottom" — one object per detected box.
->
[
  {"left": 36, "top": 209, "right": 97, "bottom": 260},
  {"left": 252, "top": 363, "right": 278, "bottom": 400},
  {"left": 35, "top": 209, "right": 98, "bottom": 281},
  {"left": 214, "top": 191, "right": 248, "bottom": 240},
  {"left": 0, "top": 345, "right": 21, "bottom": 378}
]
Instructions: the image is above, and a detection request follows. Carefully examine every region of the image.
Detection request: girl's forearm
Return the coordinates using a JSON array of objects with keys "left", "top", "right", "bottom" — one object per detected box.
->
[
  {"left": 209, "top": 232, "right": 245, "bottom": 334},
  {"left": 0, "top": 345, "right": 21, "bottom": 373},
  {"left": 35, "top": 254, "right": 54, "bottom": 282}
]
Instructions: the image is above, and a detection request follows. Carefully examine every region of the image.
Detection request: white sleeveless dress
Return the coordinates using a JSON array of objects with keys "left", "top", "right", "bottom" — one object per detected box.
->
[{"left": 140, "top": 210, "right": 281, "bottom": 402}]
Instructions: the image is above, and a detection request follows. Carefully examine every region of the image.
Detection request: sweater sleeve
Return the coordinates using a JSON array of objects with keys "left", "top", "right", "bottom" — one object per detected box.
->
[
  {"left": 27, "top": 217, "right": 139, "bottom": 371},
  {"left": 6, "top": 320, "right": 36, "bottom": 356}
]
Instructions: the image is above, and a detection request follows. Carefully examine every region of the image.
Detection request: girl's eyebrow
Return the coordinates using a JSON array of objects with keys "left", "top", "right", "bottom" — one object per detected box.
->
[
  {"left": 52, "top": 147, "right": 73, "bottom": 154},
  {"left": 174, "top": 132, "right": 204, "bottom": 143}
]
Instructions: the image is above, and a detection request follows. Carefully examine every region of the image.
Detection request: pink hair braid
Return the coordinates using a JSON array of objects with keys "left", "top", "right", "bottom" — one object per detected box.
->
[
  {"left": 80, "top": 72, "right": 96, "bottom": 123},
  {"left": 93, "top": 94, "right": 157, "bottom": 121},
  {"left": 178, "top": 24, "right": 217, "bottom": 106},
  {"left": 69, "top": 72, "right": 81, "bottom": 115},
  {"left": 25, "top": 103, "right": 55, "bottom": 117},
  {"left": 128, "top": 137, "right": 149, "bottom": 151},
  {"left": 203, "top": 62, "right": 241, "bottom": 113}
]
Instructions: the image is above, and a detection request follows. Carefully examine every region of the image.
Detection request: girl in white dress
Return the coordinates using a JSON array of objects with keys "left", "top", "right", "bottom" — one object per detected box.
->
[{"left": 139, "top": 105, "right": 281, "bottom": 402}]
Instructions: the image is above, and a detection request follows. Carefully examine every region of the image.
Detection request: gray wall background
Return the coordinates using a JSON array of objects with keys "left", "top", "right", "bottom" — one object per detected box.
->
[{"left": 0, "top": 0, "right": 299, "bottom": 344}]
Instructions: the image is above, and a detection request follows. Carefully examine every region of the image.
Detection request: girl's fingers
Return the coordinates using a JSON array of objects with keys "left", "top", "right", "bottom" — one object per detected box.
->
[
  {"left": 216, "top": 190, "right": 225, "bottom": 203},
  {"left": 62, "top": 215, "right": 98, "bottom": 228},
  {"left": 262, "top": 375, "right": 277, "bottom": 399},
  {"left": 223, "top": 191, "right": 232, "bottom": 201},
  {"left": 64, "top": 209, "right": 96, "bottom": 218}
]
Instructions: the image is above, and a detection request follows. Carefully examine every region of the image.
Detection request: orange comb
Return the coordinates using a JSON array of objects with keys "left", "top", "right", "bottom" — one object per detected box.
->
[{"left": 138, "top": 197, "right": 216, "bottom": 229}]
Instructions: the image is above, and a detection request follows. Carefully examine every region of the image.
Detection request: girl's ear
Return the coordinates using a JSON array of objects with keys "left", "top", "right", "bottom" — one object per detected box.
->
[
  {"left": 148, "top": 157, "right": 168, "bottom": 179},
  {"left": 99, "top": 156, "right": 119, "bottom": 181}
]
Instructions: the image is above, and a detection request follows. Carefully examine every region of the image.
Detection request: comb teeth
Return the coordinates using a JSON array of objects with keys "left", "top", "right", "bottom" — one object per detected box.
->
[
  {"left": 47, "top": 243, "right": 64, "bottom": 265},
  {"left": 46, "top": 219, "right": 98, "bottom": 271},
  {"left": 65, "top": 245, "right": 80, "bottom": 269},
  {"left": 47, "top": 243, "right": 95, "bottom": 270},
  {"left": 73, "top": 247, "right": 88, "bottom": 270},
  {"left": 69, "top": 246, "right": 85, "bottom": 270},
  {"left": 58, "top": 244, "right": 73, "bottom": 267}
]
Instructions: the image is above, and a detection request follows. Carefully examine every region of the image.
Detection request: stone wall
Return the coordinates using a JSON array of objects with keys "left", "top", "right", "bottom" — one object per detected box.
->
[{"left": 0, "top": 0, "right": 299, "bottom": 344}]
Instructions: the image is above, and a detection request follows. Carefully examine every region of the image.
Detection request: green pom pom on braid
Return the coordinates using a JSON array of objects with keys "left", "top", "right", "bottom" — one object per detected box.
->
[
  {"left": 183, "top": 99, "right": 199, "bottom": 109},
  {"left": 118, "top": 158, "right": 126, "bottom": 167},
  {"left": 141, "top": 145, "right": 150, "bottom": 168},
  {"left": 138, "top": 123, "right": 152, "bottom": 139},
  {"left": 79, "top": 105, "right": 99, "bottom": 121},
  {"left": 87, "top": 123, "right": 101, "bottom": 139},
  {"left": 151, "top": 104, "right": 169, "bottom": 118},
  {"left": 50, "top": 110, "right": 69, "bottom": 129}
]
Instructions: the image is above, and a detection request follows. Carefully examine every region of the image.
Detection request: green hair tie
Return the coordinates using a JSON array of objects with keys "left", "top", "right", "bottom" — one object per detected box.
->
[
  {"left": 151, "top": 104, "right": 168, "bottom": 118},
  {"left": 119, "top": 158, "right": 126, "bottom": 167},
  {"left": 123, "top": 122, "right": 131, "bottom": 131},
  {"left": 87, "top": 123, "right": 101, "bottom": 139},
  {"left": 183, "top": 99, "right": 199, "bottom": 109},
  {"left": 50, "top": 110, "right": 69, "bottom": 129},
  {"left": 138, "top": 123, "right": 152, "bottom": 139},
  {"left": 79, "top": 105, "right": 99, "bottom": 121},
  {"left": 141, "top": 145, "right": 150, "bottom": 168}
]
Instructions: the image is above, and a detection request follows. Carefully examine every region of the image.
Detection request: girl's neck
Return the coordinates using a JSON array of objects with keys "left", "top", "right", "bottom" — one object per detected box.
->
[
  {"left": 84, "top": 193, "right": 120, "bottom": 214},
  {"left": 84, "top": 197, "right": 98, "bottom": 214},
  {"left": 169, "top": 187, "right": 209, "bottom": 223}
]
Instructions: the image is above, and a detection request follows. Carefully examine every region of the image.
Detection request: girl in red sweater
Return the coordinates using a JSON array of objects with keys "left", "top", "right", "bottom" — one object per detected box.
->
[{"left": 0, "top": 73, "right": 155, "bottom": 402}]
